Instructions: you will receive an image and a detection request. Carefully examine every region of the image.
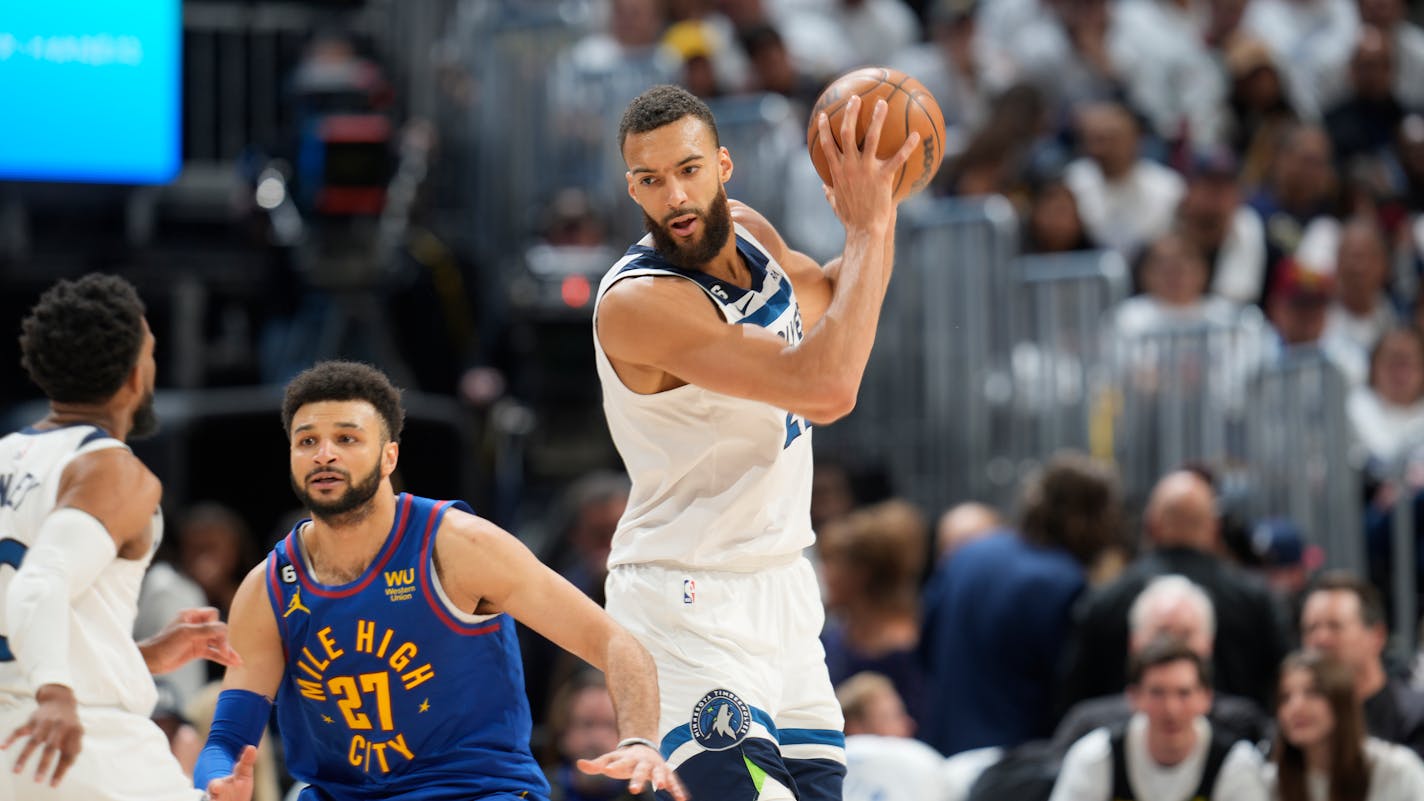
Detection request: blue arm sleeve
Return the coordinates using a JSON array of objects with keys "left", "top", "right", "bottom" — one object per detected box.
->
[{"left": 193, "top": 689, "right": 272, "bottom": 789}]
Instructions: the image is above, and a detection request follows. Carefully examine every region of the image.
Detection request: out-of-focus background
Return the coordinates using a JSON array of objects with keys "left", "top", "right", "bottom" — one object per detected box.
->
[{"left": 13, "top": 0, "right": 1424, "bottom": 797}]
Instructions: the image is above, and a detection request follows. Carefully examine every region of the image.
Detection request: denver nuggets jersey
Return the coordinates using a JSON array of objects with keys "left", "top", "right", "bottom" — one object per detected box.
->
[
  {"left": 0, "top": 424, "right": 161, "bottom": 715},
  {"left": 265, "top": 493, "right": 548, "bottom": 801},
  {"left": 592, "top": 224, "right": 815, "bottom": 572}
]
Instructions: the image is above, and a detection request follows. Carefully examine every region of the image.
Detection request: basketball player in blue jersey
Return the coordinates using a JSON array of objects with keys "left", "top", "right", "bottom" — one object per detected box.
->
[
  {"left": 0, "top": 273, "right": 255, "bottom": 801},
  {"left": 193, "top": 361, "right": 686, "bottom": 801},
  {"left": 592, "top": 84, "right": 919, "bottom": 800}
]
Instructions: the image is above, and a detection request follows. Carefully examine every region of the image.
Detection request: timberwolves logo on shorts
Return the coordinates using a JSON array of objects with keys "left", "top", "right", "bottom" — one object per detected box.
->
[{"left": 690, "top": 689, "right": 751, "bottom": 750}]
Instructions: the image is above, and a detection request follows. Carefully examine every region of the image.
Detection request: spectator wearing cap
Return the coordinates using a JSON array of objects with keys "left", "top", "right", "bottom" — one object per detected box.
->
[
  {"left": 1175, "top": 148, "right": 1269, "bottom": 306},
  {"left": 1059, "top": 470, "right": 1291, "bottom": 712},
  {"left": 1263, "top": 258, "right": 1367, "bottom": 382},
  {"left": 1065, "top": 101, "right": 1186, "bottom": 260},
  {"left": 1247, "top": 517, "right": 1321, "bottom": 605},
  {"left": 1300, "top": 570, "right": 1424, "bottom": 758}
]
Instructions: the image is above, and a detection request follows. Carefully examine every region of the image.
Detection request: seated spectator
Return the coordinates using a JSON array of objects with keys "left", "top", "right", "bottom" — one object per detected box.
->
[
  {"left": 1269, "top": 651, "right": 1424, "bottom": 801},
  {"left": 1064, "top": 102, "right": 1186, "bottom": 260},
  {"left": 1359, "top": 0, "right": 1424, "bottom": 110},
  {"left": 1061, "top": 470, "right": 1290, "bottom": 711},
  {"left": 1053, "top": 575, "right": 1272, "bottom": 752},
  {"left": 1264, "top": 259, "right": 1364, "bottom": 383},
  {"left": 541, "top": 671, "right": 636, "bottom": 801},
  {"left": 1021, "top": 170, "right": 1096, "bottom": 255},
  {"left": 1324, "top": 26, "right": 1406, "bottom": 169},
  {"left": 1049, "top": 637, "right": 1268, "bottom": 801},
  {"left": 921, "top": 452, "right": 1123, "bottom": 755},
  {"left": 1348, "top": 327, "right": 1424, "bottom": 473},
  {"left": 1300, "top": 571, "right": 1424, "bottom": 757},
  {"left": 838, "top": 672, "right": 957, "bottom": 801},
  {"left": 1222, "top": 35, "right": 1301, "bottom": 191},
  {"left": 1108, "top": 230, "right": 1247, "bottom": 337},
  {"left": 1322, "top": 218, "right": 1399, "bottom": 367},
  {"left": 820, "top": 499, "right": 930, "bottom": 729},
  {"left": 1174, "top": 149, "right": 1269, "bottom": 306},
  {"left": 1246, "top": 124, "right": 1338, "bottom": 284}
]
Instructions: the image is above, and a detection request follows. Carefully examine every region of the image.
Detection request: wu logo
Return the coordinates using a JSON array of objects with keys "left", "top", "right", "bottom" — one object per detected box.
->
[{"left": 384, "top": 569, "right": 415, "bottom": 587}]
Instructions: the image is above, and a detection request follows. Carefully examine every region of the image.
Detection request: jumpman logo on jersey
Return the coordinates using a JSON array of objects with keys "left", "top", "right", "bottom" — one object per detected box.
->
[
  {"left": 284, "top": 587, "right": 311, "bottom": 618},
  {"left": 712, "top": 703, "right": 737, "bottom": 738}
]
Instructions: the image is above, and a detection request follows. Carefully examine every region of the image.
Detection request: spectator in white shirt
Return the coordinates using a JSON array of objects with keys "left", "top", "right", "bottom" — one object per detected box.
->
[{"left": 1267, "top": 650, "right": 1424, "bottom": 801}]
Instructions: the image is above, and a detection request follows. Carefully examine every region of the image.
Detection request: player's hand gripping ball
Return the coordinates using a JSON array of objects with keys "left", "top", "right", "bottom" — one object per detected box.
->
[{"left": 807, "top": 66, "right": 946, "bottom": 203}]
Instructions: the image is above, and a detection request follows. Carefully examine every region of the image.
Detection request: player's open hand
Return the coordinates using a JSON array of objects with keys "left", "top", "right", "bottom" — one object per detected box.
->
[
  {"left": 205, "top": 744, "right": 258, "bottom": 801},
  {"left": 814, "top": 94, "right": 920, "bottom": 230},
  {"left": 1, "top": 683, "right": 82, "bottom": 787},
  {"left": 577, "top": 742, "right": 689, "bottom": 800},
  {"left": 139, "top": 606, "right": 243, "bottom": 675}
]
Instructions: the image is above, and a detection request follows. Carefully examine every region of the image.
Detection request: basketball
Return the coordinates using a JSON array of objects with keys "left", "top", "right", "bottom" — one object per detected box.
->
[{"left": 807, "top": 66, "right": 946, "bottom": 203}]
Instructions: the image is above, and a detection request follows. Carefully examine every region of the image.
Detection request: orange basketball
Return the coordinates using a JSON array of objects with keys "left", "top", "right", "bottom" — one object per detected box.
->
[{"left": 807, "top": 66, "right": 946, "bottom": 203}]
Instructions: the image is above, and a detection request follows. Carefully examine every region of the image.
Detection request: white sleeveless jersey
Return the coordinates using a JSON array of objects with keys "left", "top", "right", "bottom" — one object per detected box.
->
[
  {"left": 0, "top": 424, "right": 161, "bottom": 715},
  {"left": 593, "top": 224, "right": 815, "bottom": 571}
]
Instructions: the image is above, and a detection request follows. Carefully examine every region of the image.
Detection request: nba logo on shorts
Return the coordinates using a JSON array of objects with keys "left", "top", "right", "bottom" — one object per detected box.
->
[
  {"left": 683, "top": 578, "right": 695, "bottom": 605},
  {"left": 690, "top": 689, "right": 751, "bottom": 750}
]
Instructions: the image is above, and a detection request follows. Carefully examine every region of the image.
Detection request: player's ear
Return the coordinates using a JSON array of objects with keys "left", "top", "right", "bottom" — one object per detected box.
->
[
  {"left": 719, "top": 146, "right": 733, "bottom": 183},
  {"left": 382, "top": 440, "right": 399, "bottom": 476}
]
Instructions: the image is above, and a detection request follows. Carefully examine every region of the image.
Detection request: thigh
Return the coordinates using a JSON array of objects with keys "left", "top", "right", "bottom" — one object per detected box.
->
[
  {"left": 773, "top": 560, "right": 845, "bottom": 801},
  {"left": 0, "top": 700, "right": 201, "bottom": 801}
]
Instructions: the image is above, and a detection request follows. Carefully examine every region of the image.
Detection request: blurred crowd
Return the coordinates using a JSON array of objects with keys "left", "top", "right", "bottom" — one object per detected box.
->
[{"left": 34, "top": 0, "right": 1424, "bottom": 796}]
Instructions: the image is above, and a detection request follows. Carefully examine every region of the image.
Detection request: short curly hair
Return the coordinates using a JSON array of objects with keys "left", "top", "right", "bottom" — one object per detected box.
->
[
  {"left": 19, "top": 274, "right": 147, "bottom": 403},
  {"left": 281, "top": 361, "right": 405, "bottom": 442},
  {"left": 618, "top": 84, "right": 720, "bottom": 155}
]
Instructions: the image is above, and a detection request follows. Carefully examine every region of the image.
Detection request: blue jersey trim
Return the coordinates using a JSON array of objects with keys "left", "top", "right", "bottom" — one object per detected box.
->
[{"left": 777, "top": 728, "right": 845, "bottom": 748}]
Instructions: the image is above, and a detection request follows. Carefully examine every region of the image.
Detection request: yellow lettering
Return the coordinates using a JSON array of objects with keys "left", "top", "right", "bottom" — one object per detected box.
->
[
  {"left": 300, "top": 647, "right": 330, "bottom": 673},
  {"left": 370, "top": 741, "right": 390, "bottom": 773},
  {"left": 390, "top": 642, "right": 416, "bottom": 671},
  {"left": 359, "top": 672, "right": 395, "bottom": 730},
  {"left": 376, "top": 628, "right": 393, "bottom": 658},
  {"left": 297, "top": 658, "right": 323, "bottom": 681},
  {"left": 297, "top": 678, "right": 326, "bottom": 701},
  {"left": 317, "top": 626, "right": 344, "bottom": 661},
  {"left": 401, "top": 663, "right": 436, "bottom": 690},
  {"left": 356, "top": 619, "right": 375, "bottom": 653},
  {"left": 349, "top": 734, "right": 366, "bottom": 767},
  {"left": 386, "top": 732, "right": 413, "bottom": 761}
]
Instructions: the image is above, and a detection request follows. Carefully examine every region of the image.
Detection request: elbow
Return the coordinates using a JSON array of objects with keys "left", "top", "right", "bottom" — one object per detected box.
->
[{"left": 803, "top": 381, "right": 858, "bottom": 424}]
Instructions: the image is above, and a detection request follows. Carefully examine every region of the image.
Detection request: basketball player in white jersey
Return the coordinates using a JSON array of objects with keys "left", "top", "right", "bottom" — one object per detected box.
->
[
  {"left": 593, "top": 84, "right": 919, "bottom": 800},
  {"left": 0, "top": 274, "right": 256, "bottom": 800}
]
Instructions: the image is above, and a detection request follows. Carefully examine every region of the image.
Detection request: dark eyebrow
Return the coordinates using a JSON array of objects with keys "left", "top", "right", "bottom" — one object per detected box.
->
[
  {"left": 630, "top": 154, "right": 703, "bottom": 176},
  {"left": 293, "top": 421, "right": 363, "bottom": 434}
]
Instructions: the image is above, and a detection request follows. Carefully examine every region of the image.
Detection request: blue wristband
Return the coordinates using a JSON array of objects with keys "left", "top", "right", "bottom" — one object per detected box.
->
[{"left": 193, "top": 689, "right": 272, "bottom": 789}]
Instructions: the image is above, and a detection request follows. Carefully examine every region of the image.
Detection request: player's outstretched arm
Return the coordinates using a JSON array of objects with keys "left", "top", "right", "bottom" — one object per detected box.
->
[
  {"left": 0, "top": 448, "right": 160, "bottom": 788},
  {"left": 193, "top": 564, "right": 282, "bottom": 796},
  {"left": 434, "top": 512, "right": 688, "bottom": 800}
]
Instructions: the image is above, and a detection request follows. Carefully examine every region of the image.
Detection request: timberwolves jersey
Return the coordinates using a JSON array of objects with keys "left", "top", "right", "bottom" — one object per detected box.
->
[
  {"left": 266, "top": 494, "right": 548, "bottom": 801},
  {"left": 592, "top": 224, "right": 815, "bottom": 572},
  {"left": 0, "top": 424, "right": 161, "bottom": 716}
]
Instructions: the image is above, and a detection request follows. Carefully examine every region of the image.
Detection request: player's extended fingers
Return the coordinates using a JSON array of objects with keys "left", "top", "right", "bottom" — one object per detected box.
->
[
  {"left": 47, "top": 742, "right": 78, "bottom": 788},
  {"left": 575, "top": 753, "right": 619, "bottom": 776},
  {"left": 235, "top": 745, "right": 257, "bottom": 779},
  {"left": 815, "top": 113, "right": 844, "bottom": 187},
  {"left": 654, "top": 764, "right": 690, "bottom": 801},
  {"left": 202, "top": 629, "right": 243, "bottom": 667},
  {"left": 886, "top": 130, "right": 923, "bottom": 172},
  {"left": 1, "top": 720, "right": 32, "bottom": 750},
  {"left": 625, "top": 757, "right": 654, "bottom": 795},
  {"left": 839, "top": 95, "right": 863, "bottom": 156},
  {"left": 31, "top": 737, "right": 60, "bottom": 784},
  {"left": 10, "top": 726, "right": 42, "bottom": 772},
  {"left": 860, "top": 98, "right": 890, "bottom": 162}
]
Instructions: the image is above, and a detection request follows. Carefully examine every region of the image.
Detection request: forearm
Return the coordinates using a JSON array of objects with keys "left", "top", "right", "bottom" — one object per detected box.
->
[
  {"left": 5, "top": 509, "right": 117, "bottom": 690},
  {"left": 791, "top": 222, "right": 895, "bottom": 413},
  {"left": 603, "top": 629, "right": 662, "bottom": 742}
]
